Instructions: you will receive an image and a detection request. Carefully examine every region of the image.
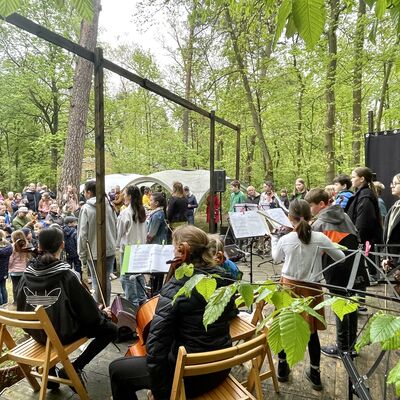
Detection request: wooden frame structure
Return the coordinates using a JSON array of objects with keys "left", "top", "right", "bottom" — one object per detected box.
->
[{"left": 3, "top": 12, "right": 241, "bottom": 295}]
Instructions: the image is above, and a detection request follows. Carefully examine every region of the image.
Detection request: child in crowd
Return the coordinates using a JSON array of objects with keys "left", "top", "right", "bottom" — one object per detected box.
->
[
  {"left": 0, "top": 230, "right": 12, "bottom": 305},
  {"left": 9, "top": 230, "right": 30, "bottom": 304},
  {"left": 332, "top": 174, "right": 353, "bottom": 209}
]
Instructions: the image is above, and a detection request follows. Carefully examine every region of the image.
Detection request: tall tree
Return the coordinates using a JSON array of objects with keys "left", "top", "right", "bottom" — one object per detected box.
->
[
  {"left": 58, "top": 0, "right": 100, "bottom": 200},
  {"left": 324, "top": 0, "right": 340, "bottom": 182},
  {"left": 352, "top": 0, "right": 366, "bottom": 166}
]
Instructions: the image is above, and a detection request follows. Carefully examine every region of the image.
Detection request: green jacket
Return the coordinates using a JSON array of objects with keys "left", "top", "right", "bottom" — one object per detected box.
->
[{"left": 229, "top": 191, "right": 246, "bottom": 212}]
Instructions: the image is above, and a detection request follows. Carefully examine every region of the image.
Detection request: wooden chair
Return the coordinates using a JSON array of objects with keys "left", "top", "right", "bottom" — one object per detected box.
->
[
  {"left": 0, "top": 305, "right": 89, "bottom": 400},
  {"left": 170, "top": 331, "right": 268, "bottom": 400}
]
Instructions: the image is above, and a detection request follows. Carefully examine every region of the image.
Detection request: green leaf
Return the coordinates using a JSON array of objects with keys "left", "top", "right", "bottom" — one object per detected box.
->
[
  {"left": 375, "top": 0, "right": 387, "bottom": 19},
  {"left": 267, "top": 317, "right": 283, "bottom": 354},
  {"left": 381, "top": 331, "right": 400, "bottom": 350},
  {"left": 301, "top": 305, "right": 327, "bottom": 327},
  {"left": 256, "top": 286, "right": 274, "bottom": 303},
  {"left": 196, "top": 277, "right": 217, "bottom": 302},
  {"left": 203, "top": 285, "right": 236, "bottom": 330},
  {"left": 313, "top": 296, "right": 336, "bottom": 310},
  {"left": 271, "top": 290, "right": 294, "bottom": 310},
  {"left": 274, "top": 0, "right": 293, "bottom": 47},
  {"left": 285, "top": 14, "right": 297, "bottom": 38},
  {"left": 370, "top": 314, "right": 400, "bottom": 343},
  {"left": 172, "top": 286, "right": 187, "bottom": 304},
  {"left": 331, "top": 298, "right": 358, "bottom": 321},
  {"left": 71, "top": 0, "right": 94, "bottom": 21},
  {"left": 355, "top": 313, "right": 380, "bottom": 352},
  {"left": 368, "top": 19, "right": 378, "bottom": 44},
  {"left": 292, "top": 0, "right": 326, "bottom": 48},
  {"left": 174, "top": 263, "right": 194, "bottom": 280},
  {"left": 238, "top": 282, "right": 254, "bottom": 309},
  {"left": 279, "top": 310, "right": 310, "bottom": 367},
  {"left": 0, "top": 0, "right": 21, "bottom": 17},
  {"left": 387, "top": 360, "right": 400, "bottom": 393}
]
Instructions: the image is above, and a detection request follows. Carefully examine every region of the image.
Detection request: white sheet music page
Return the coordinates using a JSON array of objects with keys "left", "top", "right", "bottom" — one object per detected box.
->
[
  {"left": 228, "top": 211, "right": 269, "bottom": 239},
  {"left": 124, "top": 244, "right": 174, "bottom": 274}
]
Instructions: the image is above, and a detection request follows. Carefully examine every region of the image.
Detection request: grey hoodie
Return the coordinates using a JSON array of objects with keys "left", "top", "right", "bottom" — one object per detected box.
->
[{"left": 77, "top": 197, "right": 117, "bottom": 263}]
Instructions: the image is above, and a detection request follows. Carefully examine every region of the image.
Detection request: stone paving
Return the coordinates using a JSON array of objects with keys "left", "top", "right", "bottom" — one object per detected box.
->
[{"left": 1, "top": 254, "right": 399, "bottom": 399}]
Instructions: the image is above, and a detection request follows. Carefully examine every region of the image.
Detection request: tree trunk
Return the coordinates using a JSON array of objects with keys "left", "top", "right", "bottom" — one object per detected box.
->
[
  {"left": 58, "top": 0, "right": 101, "bottom": 201},
  {"left": 293, "top": 53, "right": 305, "bottom": 175},
  {"left": 325, "top": 0, "right": 339, "bottom": 183},
  {"left": 225, "top": 8, "right": 273, "bottom": 181},
  {"left": 376, "top": 60, "right": 393, "bottom": 132},
  {"left": 182, "top": 3, "right": 196, "bottom": 168},
  {"left": 352, "top": 0, "right": 366, "bottom": 166}
]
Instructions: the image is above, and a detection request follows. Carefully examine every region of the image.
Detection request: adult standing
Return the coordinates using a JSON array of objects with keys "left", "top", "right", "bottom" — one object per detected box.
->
[
  {"left": 345, "top": 167, "right": 383, "bottom": 285},
  {"left": 246, "top": 186, "right": 260, "bottom": 204},
  {"left": 113, "top": 185, "right": 125, "bottom": 215},
  {"left": 184, "top": 186, "right": 198, "bottom": 225},
  {"left": 116, "top": 185, "right": 147, "bottom": 308},
  {"left": 167, "top": 182, "right": 188, "bottom": 230},
  {"left": 77, "top": 180, "right": 117, "bottom": 306},
  {"left": 12, "top": 207, "right": 35, "bottom": 231},
  {"left": 4, "top": 192, "right": 14, "bottom": 214},
  {"left": 229, "top": 180, "right": 246, "bottom": 212},
  {"left": 259, "top": 181, "right": 279, "bottom": 209},
  {"left": 206, "top": 193, "right": 221, "bottom": 233}
]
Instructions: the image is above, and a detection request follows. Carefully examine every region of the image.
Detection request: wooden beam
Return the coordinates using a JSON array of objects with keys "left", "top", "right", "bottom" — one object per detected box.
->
[{"left": 209, "top": 110, "right": 216, "bottom": 234}]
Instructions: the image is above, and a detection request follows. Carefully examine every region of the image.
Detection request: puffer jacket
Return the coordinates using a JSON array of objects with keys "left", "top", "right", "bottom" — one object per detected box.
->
[
  {"left": 146, "top": 265, "right": 238, "bottom": 399},
  {"left": 0, "top": 242, "right": 12, "bottom": 278},
  {"left": 345, "top": 185, "right": 383, "bottom": 245}
]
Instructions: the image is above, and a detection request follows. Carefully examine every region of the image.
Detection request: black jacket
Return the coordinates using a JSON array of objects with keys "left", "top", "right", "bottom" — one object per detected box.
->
[
  {"left": 383, "top": 201, "right": 400, "bottom": 261},
  {"left": 345, "top": 185, "right": 383, "bottom": 245},
  {"left": 23, "top": 190, "right": 41, "bottom": 212},
  {"left": 0, "top": 243, "right": 12, "bottom": 278},
  {"left": 167, "top": 196, "right": 189, "bottom": 223},
  {"left": 16, "top": 258, "right": 110, "bottom": 344},
  {"left": 146, "top": 265, "right": 237, "bottom": 399},
  {"left": 63, "top": 225, "right": 78, "bottom": 258}
]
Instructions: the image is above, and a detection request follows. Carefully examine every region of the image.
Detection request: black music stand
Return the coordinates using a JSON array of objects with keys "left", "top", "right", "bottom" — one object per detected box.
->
[{"left": 228, "top": 211, "right": 269, "bottom": 284}]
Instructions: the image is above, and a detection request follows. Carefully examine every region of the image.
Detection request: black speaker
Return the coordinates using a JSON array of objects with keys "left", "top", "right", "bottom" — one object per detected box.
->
[{"left": 214, "top": 170, "right": 226, "bottom": 192}]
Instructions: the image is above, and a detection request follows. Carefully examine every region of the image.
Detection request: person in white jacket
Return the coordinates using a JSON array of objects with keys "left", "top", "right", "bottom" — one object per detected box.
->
[
  {"left": 77, "top": 180, "right": 117, "bottom": 306},
  {"left": 116, "top": 185, "right": 147, "bottom": 308},
  {"left": 271, "top": 199, "right": 345, "bottom": 391}
]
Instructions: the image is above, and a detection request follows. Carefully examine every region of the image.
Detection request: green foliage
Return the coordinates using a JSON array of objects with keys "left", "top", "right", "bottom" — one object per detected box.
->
[
  {"left": 330, "top": 298, "right": 359, "bottom": 321},
  {"left": 0, "top": 0, "right": 20, "bottom": 16},
  {"left": 236, "top": 282, "right": 254, "bottom": 309},
  {"left": 174, "top": 263, "right": 194, "bottom": 280},
  {"left": 292, "top": 0, "right": 326, "bottom": 48},
  {"left": 196, "top": 276, "right": 217, "bottom": 302},
  {"left": 370, "top": 313, "right": 400, "bottom": 343},
  {"left": 387, "top": 360, "right": 400, "bottom": 395}
]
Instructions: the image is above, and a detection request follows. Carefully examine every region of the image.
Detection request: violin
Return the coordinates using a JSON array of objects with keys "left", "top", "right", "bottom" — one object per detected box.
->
[{"left": 125, "top": 242, "right": 190, "bottom": 357}]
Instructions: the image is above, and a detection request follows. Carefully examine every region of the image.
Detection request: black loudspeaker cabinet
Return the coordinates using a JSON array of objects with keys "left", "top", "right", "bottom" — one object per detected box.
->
[{"left": 214, "top": 170, "right": 226, "bottom": 192}]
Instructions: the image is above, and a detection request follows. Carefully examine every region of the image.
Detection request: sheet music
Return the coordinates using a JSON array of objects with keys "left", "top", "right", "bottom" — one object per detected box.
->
[
  {"left": 122, "top": 244, "right": 174, "bottom": 274},
  {"left": 258, "top": 208, "right": 293, "bottom": 228},
  {"left": 233, "top": 203, "right": 259, "bottom": 212},
  {"left": 228, "top": 211, "right": 268, "bottom": 238}
]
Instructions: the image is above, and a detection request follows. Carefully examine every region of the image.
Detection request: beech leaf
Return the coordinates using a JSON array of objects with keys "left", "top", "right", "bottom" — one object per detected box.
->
[{"left": 196, "top": 276, "right": 217, "bottom": 302}]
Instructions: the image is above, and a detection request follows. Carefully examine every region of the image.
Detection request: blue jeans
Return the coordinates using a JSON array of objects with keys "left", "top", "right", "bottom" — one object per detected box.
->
[
  {"left": 120, "top": 275, "right": 147, "bottom": 308},
  {"left": 89, "top": 255, "right": 115, "bottom": 306},
  {"left": 0, "top": 278, "right": 7, "bottom": 305}
]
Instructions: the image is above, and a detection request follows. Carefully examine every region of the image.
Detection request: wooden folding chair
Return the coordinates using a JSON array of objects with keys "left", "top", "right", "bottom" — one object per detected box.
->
[
  {"left": 230, "top": 302, "right": 279, "bottom": 394},
  {"left": 170, "top": 331, "right": 268, "bottom": 400},
  {"left": 0, "top": 305, "right": 89, "bottom": 400}
]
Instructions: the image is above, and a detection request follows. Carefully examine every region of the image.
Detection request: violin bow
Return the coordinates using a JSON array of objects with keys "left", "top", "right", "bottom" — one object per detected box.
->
[{"left": 86, "top": 240, "right": 107, "bottom": 308}]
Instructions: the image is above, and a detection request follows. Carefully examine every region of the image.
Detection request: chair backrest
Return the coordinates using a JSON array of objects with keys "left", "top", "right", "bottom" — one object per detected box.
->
[
  {"left": 0, "top": 306, "right": 68, "bottom": 360},
  {"left": 170, "top": 331, "right": 267, "bottom": 400}
]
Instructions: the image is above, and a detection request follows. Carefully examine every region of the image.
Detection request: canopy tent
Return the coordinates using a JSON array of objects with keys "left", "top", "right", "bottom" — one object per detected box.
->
[{"left": 82, "top": 169, "right": 227, "bottom": 208}]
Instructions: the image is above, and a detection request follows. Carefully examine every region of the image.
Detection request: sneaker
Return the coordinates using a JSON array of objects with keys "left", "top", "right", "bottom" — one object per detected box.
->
[
  {"left": 110, "top": 273, "right": 118, "bottom": 280},
  {"left": 358, "top": 306, "right": 368, "bottom": 315},
  {"left": 58, "top": 365, "right": 87, "bottom": 393},
  {"left": 277, "top": 360, "right": 290, "bottom": 382},
  {"left": 306, "top": 367, "right": 323, "bottom": 391},
  {"left": 321, "top": 344, "right": 340, "bottom": 359}
]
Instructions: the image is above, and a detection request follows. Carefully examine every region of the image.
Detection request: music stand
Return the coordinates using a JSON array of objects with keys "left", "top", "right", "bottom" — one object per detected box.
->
[{"left": 228, "top": 211, "right": 269, "bottom": 284}]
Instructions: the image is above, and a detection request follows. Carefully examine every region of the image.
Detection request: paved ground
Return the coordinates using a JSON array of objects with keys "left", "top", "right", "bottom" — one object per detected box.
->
[{"left": 1, "top": 253, "right": 399, "bottom": 399}]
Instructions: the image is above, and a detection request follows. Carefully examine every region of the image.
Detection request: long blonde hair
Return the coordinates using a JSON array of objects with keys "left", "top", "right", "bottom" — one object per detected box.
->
[{"left": 11, "top": 230, "right": 28, "bottom": 253}]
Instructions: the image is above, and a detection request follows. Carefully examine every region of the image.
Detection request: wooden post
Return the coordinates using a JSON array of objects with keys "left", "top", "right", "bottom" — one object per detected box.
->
[
  {"left": 209, "top": 110, "right": 216, "bottom": 234},
  {"left": 368, "top": 110, "right": 374, "bottom": 133},
  {"left": 94, "top": 47, "right": 107, "bottom": 303},
  {"left": 236, "top": 125, "right": 241, "bottom": 180}
]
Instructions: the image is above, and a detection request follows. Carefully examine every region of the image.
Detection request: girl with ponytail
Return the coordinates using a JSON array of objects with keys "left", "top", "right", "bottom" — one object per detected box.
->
[{"left": 271, "top": 199, "right": 345, "bottom": 390}]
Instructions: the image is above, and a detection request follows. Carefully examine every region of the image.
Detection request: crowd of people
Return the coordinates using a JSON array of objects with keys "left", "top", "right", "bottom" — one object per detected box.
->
[{"left": 1, "top": 166, "right": 399, "bottom": 397}]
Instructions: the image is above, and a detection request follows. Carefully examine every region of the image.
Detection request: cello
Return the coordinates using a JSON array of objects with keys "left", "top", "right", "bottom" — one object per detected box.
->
[{"left": 125, "top": 242, "right": 190, "bottom": 357}]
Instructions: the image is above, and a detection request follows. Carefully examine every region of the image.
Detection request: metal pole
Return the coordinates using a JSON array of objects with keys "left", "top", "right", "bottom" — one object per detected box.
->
[
  {"left": 209, "top": 110, "right": 216, "bottom": 234},
  {"left": 235, "top": 125, "right": 241, "bottom": 180},
  {"left": 94, "top": 47, "right": 107, "bottom": 304}
]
